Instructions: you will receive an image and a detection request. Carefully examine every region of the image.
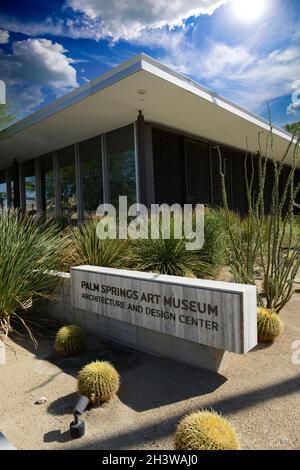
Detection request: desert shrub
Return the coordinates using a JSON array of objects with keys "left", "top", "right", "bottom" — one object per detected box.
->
[
  {"left": 69, "top": 210, "right": 227, "bottom": 278},
  {"left": 78, "top": 361, "right": 120, "bottom": 404},
  {"left": 200, "top": 207, "right": 228, "bottom": 275},
  {"left": 174, "top": 410, "right": 240, "bottom": 450},
  {"left": 127, "top": 209, "right": 226, "bottom": 278},
  {"left": 0, "top": 210, "right": 68, "bottom": 339},
  {"left": 69, "top": 219, "right": 128, "bottom": 268},
  {"left": 55, "top": 324, "right": 87, "bottom": 356},
  {"left": 128, "top": 237, "right": 198, "bottom": 276},
  {"left": 219, "top": 121, "right": 300, "bottom": 313}
]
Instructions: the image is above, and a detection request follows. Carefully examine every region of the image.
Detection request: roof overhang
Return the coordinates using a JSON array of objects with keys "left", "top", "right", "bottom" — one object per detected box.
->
[{"left": 0, "top": 53, "right": 297, "bottom": 169}]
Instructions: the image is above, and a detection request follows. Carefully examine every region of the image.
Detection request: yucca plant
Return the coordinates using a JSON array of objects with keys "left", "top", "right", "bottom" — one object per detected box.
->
[
  {"left": 69, "top": 219, "right": 128, "bottom": 268},
  {"left": 0, "top": 210, "right": 68, "bottom": 340},
  {"left": 128, "top": 220, "right": 213, "bottom": 277},
  {"left": 129, "top": 237, "right": 196, "bottom": 276}
]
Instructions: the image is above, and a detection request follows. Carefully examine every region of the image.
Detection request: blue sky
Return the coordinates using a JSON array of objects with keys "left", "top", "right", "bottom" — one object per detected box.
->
[{"left": 0, "top": 0, "right": 299, "bottom": 127}]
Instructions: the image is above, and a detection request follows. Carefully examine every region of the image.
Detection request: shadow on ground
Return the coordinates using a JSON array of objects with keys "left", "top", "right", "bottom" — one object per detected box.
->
[
  {"left": 43, "top": 429, "right": 73, "bottom": 444},
  {"left": 68, "top": 374, "right": 300, "bottom": 450},
  {"left": 11, "top": 315, "right": 226, "bottom": 412},
  {"left": 117, "top": 360, "right": 226, "bottom": 411},
  {"left": 47, "top": 392, "right": 79, "bottom": 416}
]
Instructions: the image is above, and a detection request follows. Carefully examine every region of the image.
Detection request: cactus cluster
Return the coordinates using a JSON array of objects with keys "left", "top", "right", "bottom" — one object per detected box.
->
[
  {"left": 55, "top": 324, "right": 87, "bottom": 357},
  {"left": 77, "top": 361, "right": 120, "bottom": 405},
  {"left": 174, "top": 410, "right": 241, "bottom": 450},
  {"left": 257, "top": 307, "right": 283, "bottom": 342}
]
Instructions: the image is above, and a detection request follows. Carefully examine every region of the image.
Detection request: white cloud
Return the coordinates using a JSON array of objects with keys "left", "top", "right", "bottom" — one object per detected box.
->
[
  {"left": 135, "top": 26, "right": 300, "bottom": 116},
  {"left": 1, "top": 38, "right": 78, "bottom": 90},
  {"left": 8, "top": 84, "right": 45, "bottom": 117},
  {"left": 0, "top": 15, "right": 104, "bottom": 41},
  {"left": 195, "top": 43, "right": 254, "bottom": 78},
  {"left": 0, "top": 1, "right": 229, "bottom": 42},
  {"left": 0, "top": 38, "right": 78, "bottom": 121},
  {"left": 67, "top": 0, "right": 229, "bottom": 40},
  {"left": 0, "top": 30, "right": 9, "bottom": 44},
  {"left": 287, "top": 80, "right": 300, "bottom": 115}
]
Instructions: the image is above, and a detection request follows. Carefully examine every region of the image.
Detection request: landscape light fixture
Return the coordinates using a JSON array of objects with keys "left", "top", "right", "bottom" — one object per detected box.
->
[{"left": 70, "top": 395, "right": 89, "bottom": 439}]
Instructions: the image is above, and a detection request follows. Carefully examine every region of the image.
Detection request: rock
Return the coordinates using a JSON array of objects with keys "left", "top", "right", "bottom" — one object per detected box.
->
[{"left": 35, "top": 397, "right": 48, "bottom": 405}]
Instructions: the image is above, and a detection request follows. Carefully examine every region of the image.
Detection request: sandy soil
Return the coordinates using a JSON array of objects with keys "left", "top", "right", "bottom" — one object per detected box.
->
[{"left": 0, "top": 293, "right": 299, "bottom": 451}]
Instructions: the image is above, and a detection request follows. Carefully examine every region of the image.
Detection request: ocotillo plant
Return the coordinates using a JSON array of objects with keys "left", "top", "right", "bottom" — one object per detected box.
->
[{"left": 219, "top": 120, "right": 300, "bottom": 313}]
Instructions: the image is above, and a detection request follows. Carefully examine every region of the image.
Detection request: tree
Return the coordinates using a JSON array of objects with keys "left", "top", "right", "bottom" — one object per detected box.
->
[
  {"left": 0, "top": 104, "right": 14, "bottom": 130},
  {"left": 284, "top": 121, "right": 300, "bottom": 138}
]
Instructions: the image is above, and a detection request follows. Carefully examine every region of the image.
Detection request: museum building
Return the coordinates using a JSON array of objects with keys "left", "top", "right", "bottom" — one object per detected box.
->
[{"left": 0, "top": 54, "right": 298, "bottom": 220}]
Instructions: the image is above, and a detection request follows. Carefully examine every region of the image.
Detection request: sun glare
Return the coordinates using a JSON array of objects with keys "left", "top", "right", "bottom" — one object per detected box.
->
[{"left": 232, "top": 0, "right": 266, "bottom": 22}]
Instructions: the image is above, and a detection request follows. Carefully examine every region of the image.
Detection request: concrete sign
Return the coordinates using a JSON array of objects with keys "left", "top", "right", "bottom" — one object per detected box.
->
[{"left": 71, "top": 266, "right": 257, "bottom": 354}]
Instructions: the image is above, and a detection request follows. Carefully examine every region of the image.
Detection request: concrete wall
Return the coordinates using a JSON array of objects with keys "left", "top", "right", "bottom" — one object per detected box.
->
[{"left": 45, "top": 275, "right": 228, "bottom": 372}]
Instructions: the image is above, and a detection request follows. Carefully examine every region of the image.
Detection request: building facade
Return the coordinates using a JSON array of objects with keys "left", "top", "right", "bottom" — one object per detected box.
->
[{"left": 0, "top": 54, "right": 297, "bottom": 220}]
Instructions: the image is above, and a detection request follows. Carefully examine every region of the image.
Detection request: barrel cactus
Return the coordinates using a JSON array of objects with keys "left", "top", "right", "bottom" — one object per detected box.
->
[
  {"left": 257, "top": 307, "right": 283, "bottom": 342},
  {"left": 174, "top": 410, "right": 240, "bottom": 450},
  {"left": 78, "top": 361, "right": 120, "bottom": 404},
  {"left": 55, "top": 324, "right": 87, "bottom": 357}
]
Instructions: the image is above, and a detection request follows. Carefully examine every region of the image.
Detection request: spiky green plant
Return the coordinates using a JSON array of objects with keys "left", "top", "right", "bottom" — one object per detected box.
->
[
  {"left": 127, "top": 213, "right": 215, "bottom": 277},
  {"left": 77, "top": 361, "right": 120, "bottom": 404},
  {"left": 174, "top": 410, "right": 241, "bottom": 450},
  {"left": 55, "top": 324, "right": 87, "bottom": 356},
  {"left": 0, "top": 211, "right": 68, "bottom": 340},
  {"left": 219, "top": 119, "right": 300, "bottom": 312},
  {"left": 200, "top": 207, "right": 228, "bottom": 275},
  {"left": 129, "top": 237, "right": 197, "bottom": 276},
  {"left": 257, "top": 307, "right": 283, "bottom": 342},
  {"left": 69, "top": 219, "right": 128, "bottom": 268}
]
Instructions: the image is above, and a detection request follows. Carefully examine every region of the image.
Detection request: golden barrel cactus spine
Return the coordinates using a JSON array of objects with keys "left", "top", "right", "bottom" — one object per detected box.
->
[
  {"left": 174, "top": 410, "right": 240, "bottom": 450},
  {"left": 257, "top": 307, "right": 283, "bottom": 342},
  {"left": 77, "top": 361, "right": 120, "bottom": 405},
  {"left": 55, "top": 324, "right": 87, "bottom": 357}
]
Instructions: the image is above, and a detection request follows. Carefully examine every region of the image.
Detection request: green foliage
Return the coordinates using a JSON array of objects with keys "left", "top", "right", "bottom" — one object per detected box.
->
[
  {"left": 284, "top": 122, "right": 300, "bottom": 138},
  {"left": 219, "top": 119, "right": 300, "bottom": 312},
  {"left": 128, "top": 234, "right": 215, "bottom": 278},
  {"left": 257, "top": 307, "right": 283, "bottom": 342},
  {"left": 0, "top": 104, "right": 14, "bottom": 131},
  {"left": 201, "top": 208, "right": 228, "bottom": 275},
  {"left": 69, "top": 219, "right": 128, "bottom": 268},
  {"left": 77, "top": 361, "right": 120, "bottom": 404},
  {"left": 0, "top": 210, "right": 68, "bottom": 339},
  {"left": 174, "top": 410, "right": 241, "bottom": 450},
  {"left": 128, "top": 209, "right": 226, "bottom": 278},
  {"left": 55, "top": 324, "right": 87, "bottom": 356},
  {"left": 69, "top": 210, "right": 226, "bottom": 278}
]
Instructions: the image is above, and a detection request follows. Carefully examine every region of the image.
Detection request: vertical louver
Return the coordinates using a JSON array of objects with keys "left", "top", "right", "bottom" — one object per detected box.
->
[
  {"left": 152, "top": 128, "right": 184, "bottom": 205},
  {"left": 185, "top": 139, "right": 211, "bottom": 205}
]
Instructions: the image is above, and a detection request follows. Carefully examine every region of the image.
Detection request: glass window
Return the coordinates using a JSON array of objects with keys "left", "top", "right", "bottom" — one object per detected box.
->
[
  {"left": 79, "top": 136, "right": 103, "bottom": 218},
  {"left": 106, "top": 125, "right": 136, "bottom": 207},
  {"left": 23, "top": 160, "right": 37, "bottom": 214},
  {"left": 0, "top": 170, "right": 7, "bottom": 215},
  {"left": 58, "top": 145, "right": 77, "bottom": 222},
  {"left": 40, "top": 154, "right": 55, "bottom": 216}
]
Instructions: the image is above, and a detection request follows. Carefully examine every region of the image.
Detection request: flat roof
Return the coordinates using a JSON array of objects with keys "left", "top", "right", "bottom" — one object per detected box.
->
[{"left": 0, "top": 53, "right": 296, "bottom": 169}]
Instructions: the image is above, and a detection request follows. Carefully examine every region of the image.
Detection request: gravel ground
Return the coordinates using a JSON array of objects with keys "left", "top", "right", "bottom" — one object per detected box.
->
[{"left": 0, "top": 293, "right": 299, "bottom": 450}]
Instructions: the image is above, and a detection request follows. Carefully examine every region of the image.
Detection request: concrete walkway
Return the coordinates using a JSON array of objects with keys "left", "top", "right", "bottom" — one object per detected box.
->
[{"left": 0, "top": 293, "right": 299, "bottom": 450}]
